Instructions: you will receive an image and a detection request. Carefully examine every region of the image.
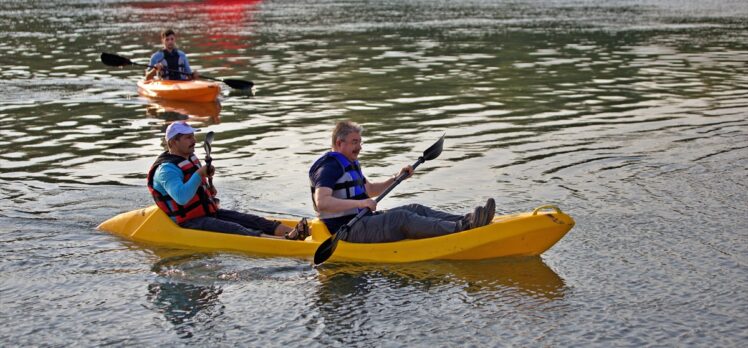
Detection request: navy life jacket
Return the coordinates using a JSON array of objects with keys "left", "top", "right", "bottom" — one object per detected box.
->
[
  {"left": 309, "top": 152, "right": 368, "bottom": 219},
  {"left": 161, "top": 49, "right": 188, "bottom": 80}
]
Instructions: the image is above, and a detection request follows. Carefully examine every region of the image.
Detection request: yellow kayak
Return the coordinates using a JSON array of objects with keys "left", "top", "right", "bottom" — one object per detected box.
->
[
  {"left": 137, "top": 80, "right": 221, "bottom": 102},
  {"left": 97, "top": 205, "right": 574, "bottom": 263}
]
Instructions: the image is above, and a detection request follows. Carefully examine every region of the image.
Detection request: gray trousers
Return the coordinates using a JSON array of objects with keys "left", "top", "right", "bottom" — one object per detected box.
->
[{"left": 345, "top": 204, "right": 463, "bottom": 243}]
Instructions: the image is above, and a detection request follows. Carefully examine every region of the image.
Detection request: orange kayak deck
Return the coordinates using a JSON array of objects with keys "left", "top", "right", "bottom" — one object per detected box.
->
[{"left": 137, "top": 80, "right": 221, "bottom": 102}]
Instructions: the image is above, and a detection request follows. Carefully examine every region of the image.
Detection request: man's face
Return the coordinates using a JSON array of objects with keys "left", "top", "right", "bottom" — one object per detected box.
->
[
  {"left": 336, "top": 131, "right": 362, "bottom": 161},
  {"left": 169, "top": 133, "right": 196, "bottom": 157},
  {"left": 162, "top": 34, "right": 176, "bottom": 51}
]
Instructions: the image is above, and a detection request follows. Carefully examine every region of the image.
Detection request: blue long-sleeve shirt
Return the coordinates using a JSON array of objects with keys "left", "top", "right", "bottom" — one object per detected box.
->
[{"left": 151, "top": 162, "right": 203, "bottom": 205}]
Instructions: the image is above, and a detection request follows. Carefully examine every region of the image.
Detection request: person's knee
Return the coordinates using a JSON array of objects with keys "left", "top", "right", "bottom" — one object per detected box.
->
[
  {"left": 391, "top": 210, "right": 414, "bottom": 219},
  {"left": 405, "top": 203, "right": 433, "bottom": 216},
  {"left": 384, "top": 210, "right": 415, "bottom": 228},
  {"left": 400, "top": 203, "right": 424, "bottom": 211}
]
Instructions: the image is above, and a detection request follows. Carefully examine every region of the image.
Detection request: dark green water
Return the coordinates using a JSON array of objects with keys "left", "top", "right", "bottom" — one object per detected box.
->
[{"left": 1, "top": 0, "right": 746, "bottom": 346}]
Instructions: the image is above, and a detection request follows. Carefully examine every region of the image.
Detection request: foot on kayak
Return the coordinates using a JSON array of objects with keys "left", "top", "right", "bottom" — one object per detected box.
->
[
  {"left": 455, "top": 206, "right": 488, "bottom": 232},
  {"left": 285, "top": 218, "right": 310, "bottom": 240}
]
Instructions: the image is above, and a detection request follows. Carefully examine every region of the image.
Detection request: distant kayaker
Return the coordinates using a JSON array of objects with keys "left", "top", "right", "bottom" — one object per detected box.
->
[
  {"left": 145, "top": 28, "right": 200, "bottom": 81},
  {"left": 147, "top": 121, "right": 309, "bottom": 240},
  {"left": 309, "top": 120, "right": 495, "bottom": 243}
]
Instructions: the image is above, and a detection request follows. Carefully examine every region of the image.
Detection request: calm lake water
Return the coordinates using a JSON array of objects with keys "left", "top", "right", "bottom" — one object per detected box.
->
[{"left": 1, "top": 0, "right": 747, "bottom": 346}]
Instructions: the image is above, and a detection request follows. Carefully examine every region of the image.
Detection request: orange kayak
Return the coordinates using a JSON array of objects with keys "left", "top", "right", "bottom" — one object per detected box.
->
[{"left": 137, "top": 80, "right": 221, "bottom": 102}]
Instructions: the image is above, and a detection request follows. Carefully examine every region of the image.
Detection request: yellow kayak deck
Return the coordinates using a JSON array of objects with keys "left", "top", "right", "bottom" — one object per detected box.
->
[{"left": 97, "top": 205, "right": 574, "bottom": 263}]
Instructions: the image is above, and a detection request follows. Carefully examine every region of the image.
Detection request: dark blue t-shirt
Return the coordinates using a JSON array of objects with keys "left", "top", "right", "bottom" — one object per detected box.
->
[{"left": 310, "top": 156, "right": 368, "bottom": 233}]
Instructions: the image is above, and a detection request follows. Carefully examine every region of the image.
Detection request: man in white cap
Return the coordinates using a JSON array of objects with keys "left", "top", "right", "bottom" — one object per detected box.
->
[{"left": 146, "top": 121, "right": 308, "bottom": 239}]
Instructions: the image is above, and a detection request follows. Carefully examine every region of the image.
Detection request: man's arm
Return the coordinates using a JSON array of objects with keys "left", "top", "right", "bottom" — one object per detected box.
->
[
  {"left": 145, "top": 67, "right": 158, "bottom": 80},
  {"left": 145, "top": 52, "right": 162, "bottom": 80},
  {"left": 155, "top": 163, "right": 204, "bottom": 205},
  {"left": 314, "top": 187, "right": 376, "bottom": 213},
  {"left": 363, "top": 165, "right": 414, "bottom": 197},
  {"left": 180, "top": 51, "right": 198, "bottom": 80}
]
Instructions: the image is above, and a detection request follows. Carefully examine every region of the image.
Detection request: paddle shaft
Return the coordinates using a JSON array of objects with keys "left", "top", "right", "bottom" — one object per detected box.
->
[
  {"left": 133, "top": 60, "right": 197, "bottom": 81},
  {"left": 100, "top": 52, "right": 252, "bottom": 89},
  {"left": 201, "top": 132, "right": 220, "bottom": 205},
  {"left": 205, "top": 155, "right": 214, "bottom": 188},
  {"left": 203, "top": 132, "right": 214, "bottom": 189},
  {"left": 142, "top": 62, "right": 251, "bottom": 89}
]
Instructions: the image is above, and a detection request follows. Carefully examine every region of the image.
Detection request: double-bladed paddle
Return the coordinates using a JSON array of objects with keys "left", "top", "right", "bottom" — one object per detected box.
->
[
  {"left": 203, "top": 131, "right": 215, "bottom": 188},
  {"left": 100, "top": 52, "right": 254, "bottom": 90},
  {"left": 313, "top": 134, "right": 445, "bottom": 266}
]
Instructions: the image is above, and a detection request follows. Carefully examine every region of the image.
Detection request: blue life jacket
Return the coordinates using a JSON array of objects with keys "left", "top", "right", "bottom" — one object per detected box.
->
[{"left": 309, "top": 152, "right": 368, "bottom": 219}]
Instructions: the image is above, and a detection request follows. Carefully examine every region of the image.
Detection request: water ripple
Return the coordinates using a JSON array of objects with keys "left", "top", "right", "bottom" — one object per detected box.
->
[{"left": 2, "top": 0, "right": 748, "bottom": 346}]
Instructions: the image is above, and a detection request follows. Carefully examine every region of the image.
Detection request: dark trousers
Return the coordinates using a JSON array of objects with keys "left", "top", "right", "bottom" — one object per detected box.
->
[{"left": 180, "top": 209, "right": 279, "bottom": 236}]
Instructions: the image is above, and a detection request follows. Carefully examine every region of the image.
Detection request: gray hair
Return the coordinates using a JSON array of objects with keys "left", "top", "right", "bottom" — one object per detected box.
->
[{"left": 332, "top": 120, "right": 363, "bottom": 147}]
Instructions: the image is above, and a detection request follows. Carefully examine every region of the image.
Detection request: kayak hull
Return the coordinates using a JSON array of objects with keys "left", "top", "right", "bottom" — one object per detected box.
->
[
  {"left": 98, "top": 205, "right": 575, "bottom": 263},
  {"left": 137, "top": 80, "right": 221, "bottom": 102}
]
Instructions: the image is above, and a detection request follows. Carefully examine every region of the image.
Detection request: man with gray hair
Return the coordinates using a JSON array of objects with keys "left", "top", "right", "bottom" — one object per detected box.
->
[{"left": 309, "top": 120, "right": 495, "bottom": 243}]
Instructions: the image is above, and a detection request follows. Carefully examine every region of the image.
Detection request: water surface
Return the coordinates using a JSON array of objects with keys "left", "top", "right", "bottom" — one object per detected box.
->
[{"left": 1, "top": 0, "right": 747, "bottom": 346}]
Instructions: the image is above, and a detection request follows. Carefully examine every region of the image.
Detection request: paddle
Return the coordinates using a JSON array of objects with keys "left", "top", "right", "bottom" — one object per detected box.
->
[
  {"left": 203, "top": 131, "right": 215, "bottom": 189},
  {"left": 313, "top": 134, "right": 445, "bottom": 266},
  {"left": 100, "top": 52, "right": 254, "bottom": 90}
]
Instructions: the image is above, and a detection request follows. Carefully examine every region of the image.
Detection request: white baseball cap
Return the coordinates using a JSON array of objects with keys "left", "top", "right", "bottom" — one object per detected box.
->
[{"left": 165, "top": 121, "right": 199, "bottom": 141}]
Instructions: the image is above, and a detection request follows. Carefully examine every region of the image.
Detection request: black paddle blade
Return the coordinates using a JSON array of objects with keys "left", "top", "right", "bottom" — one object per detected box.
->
[
  {"left": 100, "top": 52, "right": 133, "bottom": 67},
  {"left": 313, "top": 237, "right": 335, "bottom": 265},
  {"left": 222, "top": 79, "right": 254, "bottom": 90},
  {"left": 204, "top": 131, "right": 215, "bottom": 149},
  {"left": 421, "top": 134, "right": 445, "bottom": 161},
  {"left": 203, "top": 131, "right": 214, "bottom": 161}
]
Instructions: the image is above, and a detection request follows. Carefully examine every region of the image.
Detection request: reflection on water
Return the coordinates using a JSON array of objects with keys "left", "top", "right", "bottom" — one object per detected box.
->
[
  {"left": 144, "top": 99, "right": 222, "bottom": 135},
  {"left": 311, "top": 258, "right": 566, "bottom": 345},
  {"left": 316, "top": 257, "right": 565, "bottom": 300},
  {"left": 140, "top": 250, "right": 567, "bottom": 343},
  {"left": 146, "top": 100, "right": 222, "bottom": 120},
  {"left": 148, "top": 252, "right": 225, "bottom": 339},
  {"left": 147, "top": 281, "right": 224, "bottom": 339}
]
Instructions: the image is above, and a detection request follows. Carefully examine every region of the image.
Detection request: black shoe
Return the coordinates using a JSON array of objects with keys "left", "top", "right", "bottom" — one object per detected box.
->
[
  {"left": 483, "top": 198, "right": 495, "bottom": 226},
  {"left": 456, "top": 206, "right": 482, "bottom": 232},
  {"left": 455, "top": 212, "right": 473, "bottom": 232},
  {"left": 469, "top": 206, "right": 487, "bottom": 230}
]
